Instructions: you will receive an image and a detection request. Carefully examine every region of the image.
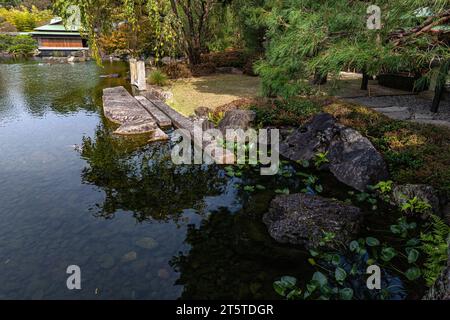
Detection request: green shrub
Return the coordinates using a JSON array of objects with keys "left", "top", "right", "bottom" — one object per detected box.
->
[
  {"left": 0, "top": 6, "right": 52, "bottom": 32},
  {"left": 0, "top": 34, "right": 13, "bottom": 51},
  {"left": 148, "top": 70, "right": 168, "bottom": 87},
  {"left": 6, "top": 34, "right": 37, "bottom": 57},
  {"left": 251, "top": 97, "right": 322, "bottom": 127},
  {"left": 161, "top": 62, "right": 192, "bottom": 79}
]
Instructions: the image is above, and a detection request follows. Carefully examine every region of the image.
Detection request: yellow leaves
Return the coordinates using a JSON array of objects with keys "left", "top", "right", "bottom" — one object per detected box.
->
[{"left": 0, "top": 6, "right": 52, "bottom": 32}]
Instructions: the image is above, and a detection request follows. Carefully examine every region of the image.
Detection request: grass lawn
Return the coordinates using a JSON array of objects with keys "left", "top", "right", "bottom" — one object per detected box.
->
[{"left": 164, "top": 74, "right": 261, "bottom": 116}]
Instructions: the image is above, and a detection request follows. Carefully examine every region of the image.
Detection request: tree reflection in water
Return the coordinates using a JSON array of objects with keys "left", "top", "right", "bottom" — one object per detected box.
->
[{"left": 80, "top": 123, "right": 227, "bottom": 222}]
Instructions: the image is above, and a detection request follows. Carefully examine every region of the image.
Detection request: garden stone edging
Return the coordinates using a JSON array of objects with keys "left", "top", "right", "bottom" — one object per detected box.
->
[
  {"left": 263, "top": 193, "right": 363, "bottom": 250},
  {"left": 280, "top": 113, "right": 389, "bottom": 192}
]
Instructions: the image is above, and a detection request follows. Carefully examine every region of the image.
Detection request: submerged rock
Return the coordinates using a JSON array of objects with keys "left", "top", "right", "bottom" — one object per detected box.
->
[
  {"left": 263, "top": 193, "right": 363, "bottom": 249},
  {"left": 121, "top": 251, "right": 138, "bottom": 263},
  {"left": 218, "top": 109, "right": 256, "bottom": 132},
  {"left": 114, "top": 119, "right": 158, "bottom": 135},
  {"left": 98, "top": 254, "right": 115, "bottom": 269},
  {"left": 280, "top": 113, "right": 389, "bottom": 191},
  {"left": 136, "top": 237, "right": 159, "bottom": 250}
]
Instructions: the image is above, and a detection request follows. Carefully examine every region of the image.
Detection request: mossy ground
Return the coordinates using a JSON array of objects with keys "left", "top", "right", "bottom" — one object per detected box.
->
[
  {"left": 164, "top": 74, "right": 261, "bottom": 116},
  {"left": 239, "top": 97, "right": 450, "bottom": 198}
]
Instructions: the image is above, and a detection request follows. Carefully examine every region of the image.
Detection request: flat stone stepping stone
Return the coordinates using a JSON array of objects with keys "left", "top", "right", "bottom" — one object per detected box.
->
[
  {"left": 135, "top": 237, "right": 159, "bottom": 250},
  {"left": 114, "top": 119, "right": 158, "bottom": 135},
  {"left": 135, "top": 96, "right": 172, "bottom": 128},
  {"left": 103, "top": 86, "right": 169, "bottom": 141},
  {"left": 373, "top": 106, "right": 411, "bottom": 120},
  {"left": 103, "top": 87, "right": 154, "bottom": 125},
  {"left": 413, "top": 119, "right": 450, "bottom": 128},
  {"left": 142, "top": 92, "right": 235, "bottom": 164},
  {"left": 148, "top": 128, "right": 169, "bottom": 142}
]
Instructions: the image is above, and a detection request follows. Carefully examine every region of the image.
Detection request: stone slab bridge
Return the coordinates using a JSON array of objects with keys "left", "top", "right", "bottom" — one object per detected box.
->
[{"left": 102, "top": 86, "right": 234, "bottom": 164}]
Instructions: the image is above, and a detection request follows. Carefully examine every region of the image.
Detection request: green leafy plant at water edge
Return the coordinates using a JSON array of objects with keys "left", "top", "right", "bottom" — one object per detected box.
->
[
  {"left": 0, "top": 34, "right": 37, "bottom": 57},
  {"left": 314, "top": 152, "right": 329, "bottom": 168},
  {"left": 373, "top": 180, "right": 394, "bottom": 195},
  {"left": 148, "top": 70, "right": 168, "bottom": 87},
  {"left": 401, "top": 196, "right": 433, "bottom": 215},
  {"left": 420, "top": 215, "right": 450, "bottom": 287},
  {"left": 208, "top": 111, "right": 225, "bottom": 127},
  {"left": 274, "top": 207, "right": 434, "bottom": 300}
]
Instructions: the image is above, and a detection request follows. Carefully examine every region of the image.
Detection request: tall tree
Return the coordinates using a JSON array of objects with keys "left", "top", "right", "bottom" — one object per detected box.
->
[
  {"left": 54, "top": 0, "right": 226, "bottom": 65},
  {"left": 249, "top": 0, "right": 449, "bottom": 99}
]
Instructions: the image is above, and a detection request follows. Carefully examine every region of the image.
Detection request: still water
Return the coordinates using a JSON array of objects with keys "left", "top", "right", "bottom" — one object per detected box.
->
[{"left": 0, "top": 61, "right": 308, "bottom": 299}]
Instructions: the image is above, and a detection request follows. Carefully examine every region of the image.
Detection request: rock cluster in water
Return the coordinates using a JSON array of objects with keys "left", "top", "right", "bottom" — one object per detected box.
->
[
  {"left": 263, "top": 193, "right": 363, "bottom": 250},
  {"left": 280, "top": 113, "right": 389, "bottom": 191}
]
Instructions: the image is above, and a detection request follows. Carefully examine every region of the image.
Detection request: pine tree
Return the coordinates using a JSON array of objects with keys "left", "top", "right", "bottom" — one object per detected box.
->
[{"left": 249, "top": 0, "right": 449, "bottom": 102}]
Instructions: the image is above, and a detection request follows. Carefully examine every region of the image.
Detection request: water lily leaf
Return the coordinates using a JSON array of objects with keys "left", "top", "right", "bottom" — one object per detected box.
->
[
  {"left": 309, "top": 249, "right": 319, "bottom": 257},
  {"left": 366, "top": 237, "right": 380, "bottom": 247},
  {"left": 339, "top": 288, "right": 354, "bottom": 300},
  {"left": 349, "top": 241, "right": 359, "bottom": 252},
  {"left": 406, "top": 238, "right": 420, "bottom": 247},
  {"left": 381, "top": 247, "right": 397, "bottom": 262},
  {"left": 280, "top": 276, "right": 297, "bottom": 287},
  {"left": 405, "top": 267, "right": 421, "bottom": 281},
  {"left": 406, "top": 248, "right": 420, "bottom": 264},
  {"left": 331, "top": 254, "right": 341, "bottom": 266},
  {"left": 335, "top": 267, "right": 347, "bottom": 282},
  {"left": 312, "top": 272, "right": 328, "bottom": 287},
  {"left": 273, "top": 281, "right": 285, "bottom": 296}
]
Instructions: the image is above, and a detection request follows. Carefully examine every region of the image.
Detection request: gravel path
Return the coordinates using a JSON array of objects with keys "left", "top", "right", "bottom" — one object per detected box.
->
[{"left": 344, "top": 95, "right": 450, "bottom": 128}]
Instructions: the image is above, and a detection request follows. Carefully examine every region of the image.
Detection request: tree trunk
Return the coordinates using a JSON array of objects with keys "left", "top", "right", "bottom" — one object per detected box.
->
[
  {"left": 431, "top": 77, "right": 445, "bottom": 113},
  {"left": 431, "top": 61, "right": 449, "bottom": 113},
  {"left": 312, "top": 69, "right": 327, "bottom": 85},
  {"left": 361, "top": 72, "right": 370, "bottom": 90},
  {"left": 187, "top": 45, "right": 202, "bottom": 66}
]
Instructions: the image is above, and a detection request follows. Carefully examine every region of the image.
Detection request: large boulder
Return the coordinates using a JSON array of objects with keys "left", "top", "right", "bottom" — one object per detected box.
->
[
  {"left": 263, "top": 193, "right": 363, "bottom": 249},
  {"left": 218, "top": 109, "right": 256, "bottom": 132},
  {"left": 280, "top": 113, "right": 389, "bottom": 191}
]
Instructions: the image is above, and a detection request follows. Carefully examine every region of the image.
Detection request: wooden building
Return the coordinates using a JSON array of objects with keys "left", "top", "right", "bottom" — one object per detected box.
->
[{"left": 31, "top": 18, "right": 88, "bottom": 56}]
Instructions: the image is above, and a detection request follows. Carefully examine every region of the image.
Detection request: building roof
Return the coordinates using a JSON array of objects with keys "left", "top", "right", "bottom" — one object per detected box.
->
[{"left": 31, "top": 17, "right": 81, "bottom": 36}]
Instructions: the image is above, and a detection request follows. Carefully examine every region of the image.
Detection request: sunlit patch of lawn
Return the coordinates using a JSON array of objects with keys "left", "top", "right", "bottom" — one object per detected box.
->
[{"left": 164, "top": 74, "right": 261, "bottom": 116}]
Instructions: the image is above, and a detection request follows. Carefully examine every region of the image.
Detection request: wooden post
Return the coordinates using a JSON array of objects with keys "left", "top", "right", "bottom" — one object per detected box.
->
[
  {"left": 312, "top": 69, "right": 327, "bottom": 85},
  {"left": 361, "top": 72, "right": 370, "bottom": 90},
  {"left": 129, "top": 58, "right": 147, "bottom": 91},
  {"left": 431, "top": 61, "right": 449, "bottom": 113}
]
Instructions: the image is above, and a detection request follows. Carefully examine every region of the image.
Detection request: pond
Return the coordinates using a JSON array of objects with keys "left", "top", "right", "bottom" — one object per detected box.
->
[{"left": 0, "top": 61, "right": 312, "bottom": 300}]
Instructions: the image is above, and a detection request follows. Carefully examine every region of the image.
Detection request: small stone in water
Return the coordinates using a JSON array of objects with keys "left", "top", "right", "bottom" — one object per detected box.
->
[
  {"left": 98, "top": 254, "right": 115, "bottom": 269},
  {"left": 121, "top": 251, "right": 138, "bottom": 263},
  {"left": 158, "top": 268, "right": 170, "bottom": 279},
  {"left": 136, "top": 237, "right": 159, "bottom": 250}
]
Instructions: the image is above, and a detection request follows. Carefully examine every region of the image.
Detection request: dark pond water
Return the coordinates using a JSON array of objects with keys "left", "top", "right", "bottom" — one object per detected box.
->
[{"left": 0, "top": 61, "right": 313, "bottom": 300}]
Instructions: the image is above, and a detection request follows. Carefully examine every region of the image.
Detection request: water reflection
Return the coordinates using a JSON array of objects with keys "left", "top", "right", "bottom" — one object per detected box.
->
[
  {"left": 80, "top": 123, "right": 228, "bottom": 222},
  {"left": 0, "top": 60, "right": 307, "bottom": 300},
  {"left": 170, "top": 208, "right": 311, "bottom": 300}
]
